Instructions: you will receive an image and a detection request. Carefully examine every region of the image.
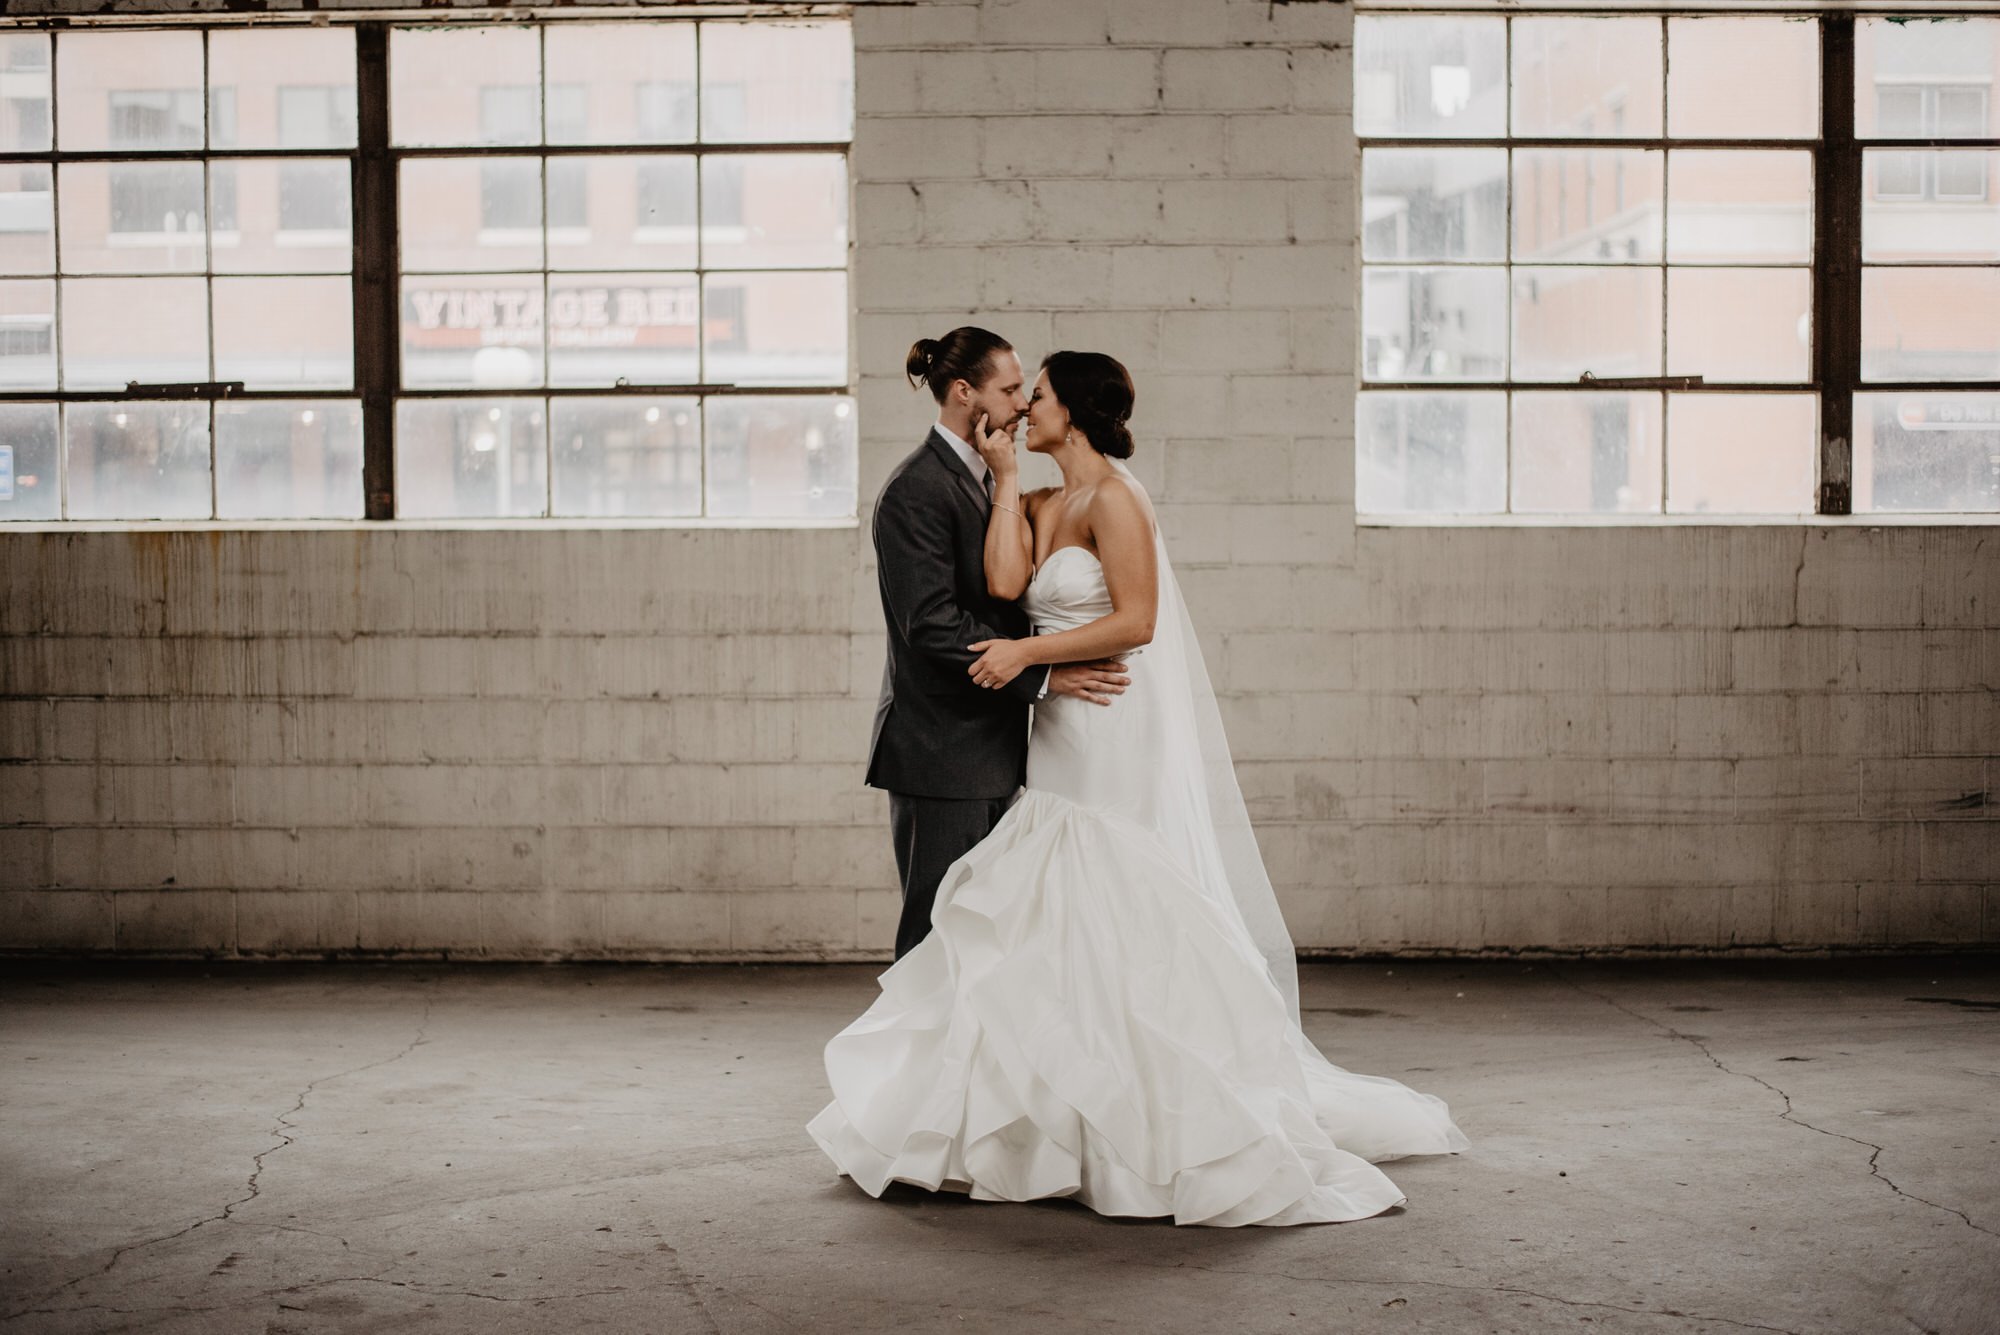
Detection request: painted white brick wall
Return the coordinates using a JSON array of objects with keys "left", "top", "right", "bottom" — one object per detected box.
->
[{"left": 1, "top": 0, "right": 1995, "bottom": 958}]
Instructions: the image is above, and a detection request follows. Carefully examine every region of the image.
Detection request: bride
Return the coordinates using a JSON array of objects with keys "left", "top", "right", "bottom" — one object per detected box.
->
[{"left": 808, "top": 351, "right": 1469, "bottom": 1226}]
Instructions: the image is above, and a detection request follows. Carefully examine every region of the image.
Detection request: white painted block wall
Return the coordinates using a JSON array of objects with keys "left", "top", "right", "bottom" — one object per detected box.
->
[{"left": 1, "top": 0, "right": 1994, "bottom": 957}]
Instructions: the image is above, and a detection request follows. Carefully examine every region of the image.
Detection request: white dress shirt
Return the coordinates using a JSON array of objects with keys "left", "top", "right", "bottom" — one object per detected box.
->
[
  {"left": 936, "top": 420, "right": 1048, "bottom": 702},
  {"left": 934, "top": 421, "right": 989, "bottom": 494}
]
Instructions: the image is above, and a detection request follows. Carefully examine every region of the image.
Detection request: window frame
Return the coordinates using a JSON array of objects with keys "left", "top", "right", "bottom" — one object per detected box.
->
[
  {"left": 0, "top": 12, "right": 856, "bottom": 525},
  {"left": 1355, "top": 8, "right": 2000, "bottom": 521}
]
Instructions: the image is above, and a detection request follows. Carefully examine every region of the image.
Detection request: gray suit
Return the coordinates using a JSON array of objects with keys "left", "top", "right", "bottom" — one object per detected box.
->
[{"left": 867, "top": 429, "right": 1051, "bottom": 956}]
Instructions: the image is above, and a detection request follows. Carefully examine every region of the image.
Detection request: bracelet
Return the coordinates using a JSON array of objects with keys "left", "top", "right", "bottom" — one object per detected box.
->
[{"left": 993, "top": 502, "right": 1024, "bottom": 520}]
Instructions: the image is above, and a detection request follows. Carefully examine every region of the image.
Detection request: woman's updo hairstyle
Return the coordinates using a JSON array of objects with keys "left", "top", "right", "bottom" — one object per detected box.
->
[
  {"left": 1041, "top": 350, "right": 1136, "bottom": 459},
  {"left": 906, "top": 326, "right": 1013, "bottom": 404}
]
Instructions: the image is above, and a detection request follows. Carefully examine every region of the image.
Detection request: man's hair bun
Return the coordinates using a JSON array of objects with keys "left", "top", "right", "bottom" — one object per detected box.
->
[
  {"left": 905, "top": 337, "right": 940, "bottom": 384},
  {"left": 906, "top": 328, "right": 1013, "bottom": 404}
]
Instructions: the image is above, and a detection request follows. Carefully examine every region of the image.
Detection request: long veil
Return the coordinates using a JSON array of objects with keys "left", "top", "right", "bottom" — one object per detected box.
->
[{"left": 1116, "top": 461, "right": 1303, "bottom": 1022}]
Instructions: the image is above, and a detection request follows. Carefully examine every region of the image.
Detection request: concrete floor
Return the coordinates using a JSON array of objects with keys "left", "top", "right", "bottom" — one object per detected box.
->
[{"left": 1, "top": 960, "right": 1996, "bottom": 1335}]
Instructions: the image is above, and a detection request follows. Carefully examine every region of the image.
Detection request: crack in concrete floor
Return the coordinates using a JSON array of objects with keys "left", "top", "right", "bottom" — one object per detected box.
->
[
  {"left": 1122, "top": 1259, "right": 1811, "bottom": 1335},
  {"left": 1543, "top": 963, "right": 2000, "bottom": 1243},
  {"left": 7, "top": 959, "right": 1992, "bottom": 1335},
  {"left": 1, "top": 992, "right": 436, "bottom": 1325}
]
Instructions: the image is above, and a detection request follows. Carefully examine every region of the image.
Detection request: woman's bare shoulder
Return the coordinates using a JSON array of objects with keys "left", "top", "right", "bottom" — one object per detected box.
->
[
  {"left": 1023, "top": 486, "right": 1062, "bottom": 517},
  {"left": 1085, "top": 469, "right": 1156, "bottom": 531}
]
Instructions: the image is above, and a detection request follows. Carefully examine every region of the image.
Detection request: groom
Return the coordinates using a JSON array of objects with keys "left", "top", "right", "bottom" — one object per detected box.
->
[{"left": 868, "top": 326, "right": 1130, "bottom": 959}]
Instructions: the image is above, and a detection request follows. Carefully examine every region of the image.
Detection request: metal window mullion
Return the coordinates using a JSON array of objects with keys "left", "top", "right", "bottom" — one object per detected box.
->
[
  {"left": 538, "top": 24, "right": 552, "bottom": 516},
  {"left": 1354, "top": 137, "right": 1825, "bottom": 151},
  {"left": 49, "top": 32, "right": 66, "bottom": 518},
  {"left": 694, "top": 19, "right": 708, "bottom": 517},
  {"left": 202, "top": 30, "right": 218, "bottom": 521},
  {"left": 1815, "top": 15, "right": 1859, "bottom": 516},
  {"left": 354, "top": 23, "right": 396, "bottom": 520},
  {"left": 389, "top": 384, "right": 846, "bottom": 398},
  {"left": 377, "top": 140, "right": 845, "bottom": 160},
  {"left": 1502, "top": 14, "right": 1513, "bottom": 512},
  {"left": 1660, "top": 135, "right": 1671, "bottom": 514},
  {"left": 0, "top": 148, "right": 355, "bottom": 163},
  {"left": 204, "top": 174, "right": 220, "bottom": 519}
]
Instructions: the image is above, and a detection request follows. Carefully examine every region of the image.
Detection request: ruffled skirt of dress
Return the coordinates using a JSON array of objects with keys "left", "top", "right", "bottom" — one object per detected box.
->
[{"left": 806, "top": 789, "right": 1470, "bottom": 1227}]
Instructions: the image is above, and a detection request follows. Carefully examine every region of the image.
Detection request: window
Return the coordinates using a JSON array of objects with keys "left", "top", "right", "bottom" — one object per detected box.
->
[
  {"left": 1876, "top": 87, "right": 1990, "bottom": 199},
  {"left": 276, "top": 85, "right": 356, "bottom": 234},
  {"left": 278, "top": 85, "right": 357, "bottom": 148},
  {"left": 0, "top": 28, "right": 357, "bottom": 521},
  {"left": 107, "top": 90, "right": 203, "bottom": 150},
  {"left": 1355, "top": 12, "right": 2000, "bottom": 518},
  {"left": 0, "top": 17, "right": 855, "bottom": 525},
  {"left": 392, "top": 21, "right": 853, "bottom": 520},
  {"left": 1856, "top": 15, "right": 2000, "bottom": 512}
]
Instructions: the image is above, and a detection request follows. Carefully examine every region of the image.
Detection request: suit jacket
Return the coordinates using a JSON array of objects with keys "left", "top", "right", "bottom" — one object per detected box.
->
[{"left": 866, "top": 429, "right": 1052, "bottom": 800}]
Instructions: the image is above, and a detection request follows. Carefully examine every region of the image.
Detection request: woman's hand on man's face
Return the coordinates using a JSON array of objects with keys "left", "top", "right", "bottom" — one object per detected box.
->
[{"left": 970, "top": 412, "right": 1019, "bottom": 478}]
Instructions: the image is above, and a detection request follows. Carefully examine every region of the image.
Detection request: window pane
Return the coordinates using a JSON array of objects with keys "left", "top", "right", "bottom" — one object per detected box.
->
[
  {"left": 702, "top": 271, "right": 846, "bottom": 386},
  {"left": 1862, "top": 267, "right": 2000, "bottom": 381},
  {"left": 1511, "top": 18, "right": 1663, "bottom": 139},
  {"left": 1856, "top": 17, "right": 1999, "bottom": 139},
  {"left": 214, "top": 276, "right": 353, "bottom": 390},
  {"left": 544, "top": 23, "right": 697, "bottom": 145},
  {"left": 1864, "top": 151, "right": 2000, "bottom": 261},
  {"left": 1855, "top": 392, "right": 2000, "bottom": 513},
  {"left": 702, "top": 154, "right": 845, "bottom": 269},
  {"left": 214, "top": 399, "right": 364, "bottom": 519},
  {"left": 1362, "top": 267, "right": 1508, "bottom": 382},
  {"left": 0, "top": 164, "right": 54, "bottom": 275},
  {"left": 64, "top": 401, "right": 211, "bottom": 520},
  {"left": 57, "top": 31, "right": 204, "bottom": 151},
  {"left": 210, "top": 159, "right": 352, "bottom": 275},
  {"left": 1667, "top": 151, "right": 1812, "bottom": 265},
  {"left": 698, "top": 21, "right": 852, "bottom": 144},
  {"left": 1937, "top": 149, "right": 1994, "bottom": 202},
  {"left": 0, "top": 36, "right": 51, "bottom": 153},
  {"left": 399, "top": 158, "right": 543, "bottom": 272},
  {"left": 1667, "top": 18, "right": 1818, "bottom": 140},
  {"left": 390, "top": 27, "right": 541, "bottom": 147},
  {"left": 209, "top": 28, "right": 356, "bottom": 150},
  {"left": 704, "top": 395, "right": 855, "bottom": 519},
  {"left": 1512, "top": 267, "right": 1662, "bottom": 381},
  {"left": 545, "top": 155, "right": 697, "bottom": 271},
  {"left": 401, "top": 275, "right": 546, "bottom": 391},
  {"left": 57, "top": 162, "right": 207, "bottom": 274},
  {"left": 1355, "top": 390, "right": 1507, "bottom": 514},
  {"left": 550, "top": 396, "right": 701, "bottom": 516},
  {"left": 0, "top": 403, "right": 59, "bottom": 520},
  {"left": 1511, "top": 150, "right": 1663, "bottom": 263},
  {"left": 548, "top": 273, "right": 699, "bottom": 387},
  {"left": 1668, "top": 268, "right": 1811, "bottom": 384},
  {"left": 0, "top": 279, "right": 56, "bottom": 389},
  {"left": 1511, "top": 391, "right": 1662, "bottom": 514},
  {"left": 1873, "top": 149, "right": 1926, "bottom": 201},
  {"left": 1361, "top": 148, "right": 1507, "bottom": 263},
  {"left": 1665, "top": 393, "right": 1815, "bottom": 514},
  {"left": 395, "top": 397, "right": 549, "bottom": 518},
  {"left": 60, "top": 276, "right": 207, "bottom": 389},
  {"left": 1875, "top": 86, "right": 1927, "bottom": 140},
  {"left": 1353, "top": 16, "right": 1506, "bottom": 139}
]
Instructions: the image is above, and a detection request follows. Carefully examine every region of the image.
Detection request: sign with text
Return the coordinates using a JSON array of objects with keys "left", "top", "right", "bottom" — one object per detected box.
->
[{"left": 402, "top": 282, "right": 735, "bottom": 351}]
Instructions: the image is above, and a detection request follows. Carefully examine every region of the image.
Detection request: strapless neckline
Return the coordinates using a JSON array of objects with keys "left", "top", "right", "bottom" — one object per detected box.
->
[{"left": 1032, "top": 545, "right": 1101, "bottom": 584}]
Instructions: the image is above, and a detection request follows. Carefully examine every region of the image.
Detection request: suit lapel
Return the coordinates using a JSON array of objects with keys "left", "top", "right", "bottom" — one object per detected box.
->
[{"left": 925, "top": 428, "right": 991, "bottom": 519}]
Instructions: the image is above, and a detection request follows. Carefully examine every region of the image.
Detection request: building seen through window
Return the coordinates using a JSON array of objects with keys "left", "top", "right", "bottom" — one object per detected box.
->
[
  {"left": 1357, "top": 12, "right": 1999, "bottom": 518},
  {"left": 0, "top": 18, "right": 855, "bottom": 524}
]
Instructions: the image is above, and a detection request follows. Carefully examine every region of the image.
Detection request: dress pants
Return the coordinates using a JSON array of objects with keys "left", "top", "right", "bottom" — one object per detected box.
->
[{"left": 888, "top": 792, "right": 1012, "bottom": 960}]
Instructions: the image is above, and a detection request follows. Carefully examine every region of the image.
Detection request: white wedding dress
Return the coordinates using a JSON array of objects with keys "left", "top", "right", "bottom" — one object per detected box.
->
[{"left": 809, "top": 489, "right": 1469, "bottom": 1226}]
